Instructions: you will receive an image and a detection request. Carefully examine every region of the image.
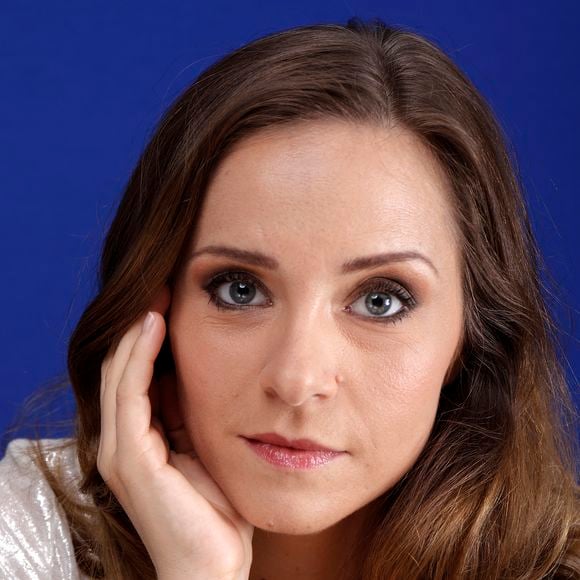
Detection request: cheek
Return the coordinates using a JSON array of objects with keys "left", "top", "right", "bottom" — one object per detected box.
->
[
  {"left": 356, "top": 335, "right": 455, "bottom": 461},
  {"left": 169, "top": 322, "right": 250, "bottom": 434}
]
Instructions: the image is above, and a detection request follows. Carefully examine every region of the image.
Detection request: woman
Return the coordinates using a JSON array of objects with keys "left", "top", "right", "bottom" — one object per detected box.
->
[{"left": 0, "top": 16, "right": 578, "bottom": 580}]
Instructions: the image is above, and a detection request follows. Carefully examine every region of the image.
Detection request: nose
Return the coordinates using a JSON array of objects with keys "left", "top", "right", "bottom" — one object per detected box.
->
[{"left": 258, "top": 308, "right": 345, "bottom": 407}]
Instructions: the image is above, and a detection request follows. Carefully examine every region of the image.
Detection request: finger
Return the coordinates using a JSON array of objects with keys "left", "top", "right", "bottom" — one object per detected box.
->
[
  {"left": 98, "top": 350, "right": 117, "bottom": 474},
  {"left": 105, "top": 285, "right": 171, "bottom": 398},
  {"left": 100, "top": 350, "right": 113, "bottom": 411},
  {"left": 116, "top": 312, "right": 166, "bottom": 455},
  {"left": 99, "top": 312, "right": 148, "bottom": 471},
  {"left": 104, "top": 316, "right": 150, "bottom": 414},
  {"left": 99, "top": 286, "right": 171, "bottom": 470}
]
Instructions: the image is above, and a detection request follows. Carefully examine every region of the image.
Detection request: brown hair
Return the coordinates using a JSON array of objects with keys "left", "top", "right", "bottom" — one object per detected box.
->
[{"left": 19, "top": 17, "right": 579, "bottom": 579}]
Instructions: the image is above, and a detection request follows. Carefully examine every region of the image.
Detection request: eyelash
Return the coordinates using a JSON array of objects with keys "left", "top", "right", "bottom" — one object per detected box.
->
[{"left": 201, "top": 269, "right": 417, "bottom": 326}]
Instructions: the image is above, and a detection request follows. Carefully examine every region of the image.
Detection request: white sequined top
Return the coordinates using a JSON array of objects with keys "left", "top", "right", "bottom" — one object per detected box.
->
[{"left": 0, "top": 438, "right": 90, "bottom": 579}]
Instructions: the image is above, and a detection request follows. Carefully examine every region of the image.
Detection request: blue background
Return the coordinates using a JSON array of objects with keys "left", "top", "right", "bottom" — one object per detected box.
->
[{"left": 1, "top": 1, "right": 578, "bottom": 440}]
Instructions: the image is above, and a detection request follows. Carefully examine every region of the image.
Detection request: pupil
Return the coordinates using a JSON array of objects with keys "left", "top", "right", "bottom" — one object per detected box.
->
[
  {"left": 229, "top": 281, "right": 255, "bottom": 304},
  {"left": 366, "top": 292, "right": 391, "bottom": 315}
]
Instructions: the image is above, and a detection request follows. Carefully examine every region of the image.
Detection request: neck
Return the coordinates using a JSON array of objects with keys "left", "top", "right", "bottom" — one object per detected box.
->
[{"left": 248, "top": 504, "right": 373, "bottom": 580}]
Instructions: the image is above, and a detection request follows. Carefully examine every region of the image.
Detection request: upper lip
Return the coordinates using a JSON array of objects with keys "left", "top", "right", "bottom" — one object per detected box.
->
[{"left": 244, "top": 432, "right": 342, "bottom": 452}]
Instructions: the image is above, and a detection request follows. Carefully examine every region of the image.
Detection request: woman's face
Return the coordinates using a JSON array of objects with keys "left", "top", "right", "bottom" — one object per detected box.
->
[{"left": 169, "top": 120, "right": 463, "bottom": 534}]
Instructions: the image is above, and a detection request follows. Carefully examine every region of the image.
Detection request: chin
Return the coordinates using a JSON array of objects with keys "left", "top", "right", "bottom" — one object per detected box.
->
[
  {"left": 231, "top": 493, "right": 358, "bottom": 535},
  {"left": 248, "top": 510, "right": 344, "bottom": 535}
]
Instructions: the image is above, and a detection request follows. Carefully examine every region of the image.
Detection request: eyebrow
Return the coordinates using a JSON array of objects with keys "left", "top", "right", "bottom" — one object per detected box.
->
[{"left": 189, "top": 244, "right": 439, "bottom": 277}]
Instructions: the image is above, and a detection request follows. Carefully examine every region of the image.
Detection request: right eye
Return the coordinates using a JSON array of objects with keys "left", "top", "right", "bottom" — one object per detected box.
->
[{"left": 202, "top": 271, "right": 271, "bottom": 311}]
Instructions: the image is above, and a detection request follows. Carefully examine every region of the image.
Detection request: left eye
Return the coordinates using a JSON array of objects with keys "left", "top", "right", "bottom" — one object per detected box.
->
[{"left": 349, "top": 290, "right": 404, "bottom": 319}]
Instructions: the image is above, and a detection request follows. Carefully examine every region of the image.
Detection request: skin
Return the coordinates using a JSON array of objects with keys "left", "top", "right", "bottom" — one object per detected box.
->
[{"left": 168, "top": 119, "right": 464, "bottom": 580}]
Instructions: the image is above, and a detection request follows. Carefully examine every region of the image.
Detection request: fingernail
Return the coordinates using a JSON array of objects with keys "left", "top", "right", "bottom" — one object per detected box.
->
[{"left": 143, "top": 311, "right": 155, "bottom": 334}]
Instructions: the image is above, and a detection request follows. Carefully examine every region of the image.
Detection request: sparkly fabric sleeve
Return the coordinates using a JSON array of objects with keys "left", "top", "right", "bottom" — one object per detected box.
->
[{"left": 0, "top": 438, "right": 90, "bottom": 579}]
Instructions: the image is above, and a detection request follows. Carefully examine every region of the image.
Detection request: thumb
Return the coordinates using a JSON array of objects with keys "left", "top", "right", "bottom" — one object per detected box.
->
[{"left": 168, "top": 452, "right": 241, "bottom": 523}]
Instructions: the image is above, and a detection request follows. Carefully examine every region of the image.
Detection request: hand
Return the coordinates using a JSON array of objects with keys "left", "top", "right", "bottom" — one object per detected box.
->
[{"left": 97, "top": 286, "right": 254, "bottom": 580}]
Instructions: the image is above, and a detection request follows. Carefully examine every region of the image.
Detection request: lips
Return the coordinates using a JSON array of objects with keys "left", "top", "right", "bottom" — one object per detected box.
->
[
  {"left": 242, "top": 435, "right": 346, "bottom": 470},
  {"left": 244, "top": 432, "right": 342, "bottom": 452}
]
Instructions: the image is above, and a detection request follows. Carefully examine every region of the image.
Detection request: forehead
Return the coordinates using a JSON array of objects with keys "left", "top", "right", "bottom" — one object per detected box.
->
[{"left": 189, "top": 120, "right": 458, "bottom": 269}]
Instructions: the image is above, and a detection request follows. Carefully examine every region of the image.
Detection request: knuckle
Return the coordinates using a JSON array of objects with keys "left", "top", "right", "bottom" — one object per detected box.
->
[
  {"left": 115, "top": 384, "right": 132, "bottom": 407},
  {"left": 96, "top": 452, "right": 111, "bottom": 482}
]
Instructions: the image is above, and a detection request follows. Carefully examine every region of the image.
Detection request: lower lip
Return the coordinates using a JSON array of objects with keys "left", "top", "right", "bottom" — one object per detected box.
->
[{"left": 243, "top": 438, "right": 345, "bottom": 470}]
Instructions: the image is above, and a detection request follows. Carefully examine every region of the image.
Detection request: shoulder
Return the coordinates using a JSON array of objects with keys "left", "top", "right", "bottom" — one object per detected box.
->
[{"left": 0, "top": 438, "right": 87, "bottom": 579}]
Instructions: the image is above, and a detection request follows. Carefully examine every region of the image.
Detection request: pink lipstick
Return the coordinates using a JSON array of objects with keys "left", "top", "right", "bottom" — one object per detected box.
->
[{"left": 241, "top": 434, "right": 346, "bottom": 470}]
